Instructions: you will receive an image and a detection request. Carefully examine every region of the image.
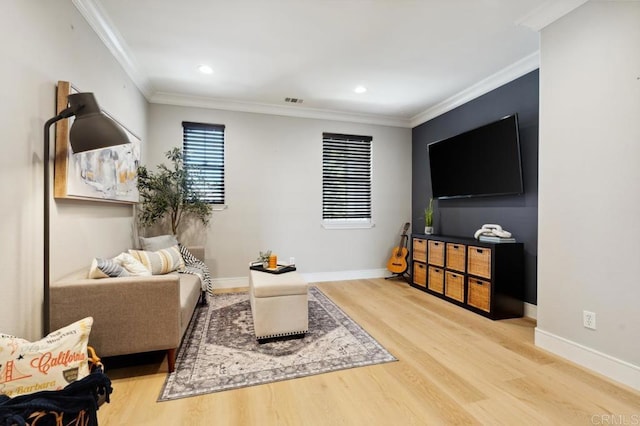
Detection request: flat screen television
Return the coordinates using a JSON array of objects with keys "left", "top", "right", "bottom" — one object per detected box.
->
[{"left": 428, "top": 114, "right": 524, "bottom": 199}]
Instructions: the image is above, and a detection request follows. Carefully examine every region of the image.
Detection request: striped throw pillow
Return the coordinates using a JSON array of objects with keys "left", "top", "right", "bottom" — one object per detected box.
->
[
  {"left": 89, "top": 257, "right": 130, "bottom": 279},
  {"left": 128, "top": 245, "right": 185, "bottom": 275}
]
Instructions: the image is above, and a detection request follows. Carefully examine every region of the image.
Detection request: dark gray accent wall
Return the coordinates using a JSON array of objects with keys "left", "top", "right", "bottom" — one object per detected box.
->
[{"left": 412, "top": 70, "right": 538, "bottom": 304}]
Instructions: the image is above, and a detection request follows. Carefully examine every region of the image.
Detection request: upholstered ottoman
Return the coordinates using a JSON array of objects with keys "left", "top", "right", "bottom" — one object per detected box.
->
[{"left": 249, "top": 269, "right": 309, "bottom": 341}]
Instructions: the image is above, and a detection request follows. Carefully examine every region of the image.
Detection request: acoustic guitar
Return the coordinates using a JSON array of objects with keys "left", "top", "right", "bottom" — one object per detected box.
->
[{"left": 387, "top": 222, "right": 410, "bottom": 274}]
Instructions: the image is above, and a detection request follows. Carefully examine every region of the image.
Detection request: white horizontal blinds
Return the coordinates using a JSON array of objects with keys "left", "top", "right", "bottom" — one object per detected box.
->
[
  {"left": 322, "top": 133, "right": 372, "bottom": 220},
  {"left": 182, "top": 121, "right": 225, "bottom": 204}
]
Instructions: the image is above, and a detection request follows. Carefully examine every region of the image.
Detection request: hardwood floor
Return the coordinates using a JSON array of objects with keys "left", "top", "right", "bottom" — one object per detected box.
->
[{"left": 98, "top": 279, "right": 640, "bottom": 425}]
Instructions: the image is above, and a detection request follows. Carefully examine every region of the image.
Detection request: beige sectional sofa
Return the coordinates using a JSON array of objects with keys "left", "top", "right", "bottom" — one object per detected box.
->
[{"left": 49, "top": 247, "right": 205, "bottom": 372}]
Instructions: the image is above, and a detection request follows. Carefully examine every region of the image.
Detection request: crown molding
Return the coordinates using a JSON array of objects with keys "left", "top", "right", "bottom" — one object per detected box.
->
[
  {"left": 516, "top": 0, "right": 589, "bottom": 31},
  {"left": 410, "top": 51, "right": 540, "bottom": 128},
  {"left": 72, "top": 0, "right": 409, "bottom": 127},
  {"left": 151, "top": 92, "right": 412, "bottom": 128},
  {"left": 75, "top": 0, "right": 572, "bottom": 129},
  {"left": 409, "top": 0, "right": 590, "bottom": 128},
  {"left": 72, "top": 0, "right": 153, "bottom": 98}
]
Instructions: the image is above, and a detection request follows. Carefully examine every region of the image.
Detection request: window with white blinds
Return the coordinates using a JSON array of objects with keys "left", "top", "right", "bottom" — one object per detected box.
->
[
  {"left": 322, "top": 133, "right": 372, "bottom": 224},
  {"left": 182, "top": 121, "right": 225, "bottom": 205}
]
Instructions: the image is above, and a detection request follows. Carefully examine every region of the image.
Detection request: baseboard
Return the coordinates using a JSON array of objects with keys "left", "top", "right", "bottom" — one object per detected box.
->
[
  {"left": 524, "top": 302, "right": 537, "bottom": 319},
  {"left": 213, "top": 276, "right": 249, "bottom": 289},
  {"left": 212, "top": 268, "right": 389, "bottom": 289},
  {"left": 535, "top": 327, "right": 640, "bottom": 391},
  {"left": 301, "top": 268, "right": 388, "bottom": 283},
  {"left": 215, "top": 274, "right": 540, "bottom": 320}
]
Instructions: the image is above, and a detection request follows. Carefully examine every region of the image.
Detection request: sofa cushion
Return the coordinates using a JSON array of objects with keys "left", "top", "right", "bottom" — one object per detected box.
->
[
  {"left": 0, "top": 317, "right": 93, "bottom": 397},
  {"left": 139, "top": 234, "right": 179, "bottom": 251},
  {"left": 128, "top": 246, "right": 185, "bottom": 275}
]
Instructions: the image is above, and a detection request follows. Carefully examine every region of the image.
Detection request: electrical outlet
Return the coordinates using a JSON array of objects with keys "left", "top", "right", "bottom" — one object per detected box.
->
[
  {"left": 583, "top": 310, "right": 596, "bottom": 330},
  {"left": 289, "top": 257, "right": 295, "bottom": 265}
]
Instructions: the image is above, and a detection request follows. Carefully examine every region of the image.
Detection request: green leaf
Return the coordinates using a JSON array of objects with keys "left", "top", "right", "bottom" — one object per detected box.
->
[{"left": 136, "top": 147, "right": 213, "bottom": 234}]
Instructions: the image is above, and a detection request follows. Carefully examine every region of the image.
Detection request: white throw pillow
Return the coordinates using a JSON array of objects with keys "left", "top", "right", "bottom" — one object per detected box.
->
[
  {"left": 0, "top": 317, "right": 93, "bottom": 397},
  {"left": 112, "top": 252, "right": 152, "bottom": 276}
]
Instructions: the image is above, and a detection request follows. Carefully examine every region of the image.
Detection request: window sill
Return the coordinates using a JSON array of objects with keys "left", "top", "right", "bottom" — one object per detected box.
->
[{"left": 321, "top": 220, "right": 374, "bottom": 230}]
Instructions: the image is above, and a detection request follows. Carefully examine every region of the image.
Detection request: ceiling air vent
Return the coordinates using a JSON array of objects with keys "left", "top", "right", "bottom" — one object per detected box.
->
[{"left": 284, "top": 97, "right": 304, "bottom": 104}]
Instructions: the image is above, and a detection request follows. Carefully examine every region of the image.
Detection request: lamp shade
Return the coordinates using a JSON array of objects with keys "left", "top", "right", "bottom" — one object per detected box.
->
[{"left": 67, "top": 92, "right": 129, "bottom": 153}]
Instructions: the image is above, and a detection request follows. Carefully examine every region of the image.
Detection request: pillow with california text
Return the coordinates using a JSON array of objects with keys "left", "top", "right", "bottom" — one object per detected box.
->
[{"left": 0, "top": 317, "right": 93, "bottom": 398}]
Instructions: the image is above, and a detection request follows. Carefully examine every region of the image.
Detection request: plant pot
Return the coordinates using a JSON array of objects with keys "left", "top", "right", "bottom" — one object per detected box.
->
[{"left": 424, "top": 226, "right": 434, "bottom": 235}]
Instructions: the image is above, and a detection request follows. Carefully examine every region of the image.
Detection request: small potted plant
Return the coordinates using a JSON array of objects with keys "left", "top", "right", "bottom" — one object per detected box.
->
[
  {"left": 424, "top": 198, "right": 434, "bottom": 234},
  {"left": 257, "top": 250, "right": 272, "bottom": 268}
]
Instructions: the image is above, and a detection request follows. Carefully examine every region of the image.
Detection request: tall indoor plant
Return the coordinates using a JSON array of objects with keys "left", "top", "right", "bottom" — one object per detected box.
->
[{"left": 137, "top": 147, "right": 212, "bottom": 235}]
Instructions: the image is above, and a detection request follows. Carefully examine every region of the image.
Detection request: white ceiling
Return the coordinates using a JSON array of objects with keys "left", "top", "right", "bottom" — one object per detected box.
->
[{"left": 74, "top": 0, "right": 588, "bottom": 127}]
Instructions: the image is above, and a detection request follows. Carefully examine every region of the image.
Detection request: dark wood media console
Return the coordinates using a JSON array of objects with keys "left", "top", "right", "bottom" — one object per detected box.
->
[{"left": 411, "top": 234, "right": 524, "bottom": 320}]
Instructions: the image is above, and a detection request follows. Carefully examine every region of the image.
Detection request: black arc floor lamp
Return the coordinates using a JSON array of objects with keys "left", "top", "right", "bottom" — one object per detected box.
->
[{"left": 43, "top": 92, "right": 129, "bottom": 335}]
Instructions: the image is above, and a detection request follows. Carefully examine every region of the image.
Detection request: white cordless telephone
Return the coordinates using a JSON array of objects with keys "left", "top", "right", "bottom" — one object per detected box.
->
[{"left": 474, "top": 224, "right": 512, "bottom": 239}]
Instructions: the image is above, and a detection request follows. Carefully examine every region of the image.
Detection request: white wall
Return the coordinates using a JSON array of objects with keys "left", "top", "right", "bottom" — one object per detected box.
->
[
  {"left": 536, "top": 1, "right": 640, "bottom": 389},
  {"left": 0, "top": 1, "right": 147, "bottom": 339},
  {"left": 148, "top": 105, "right": 412, "bottom": 284}
]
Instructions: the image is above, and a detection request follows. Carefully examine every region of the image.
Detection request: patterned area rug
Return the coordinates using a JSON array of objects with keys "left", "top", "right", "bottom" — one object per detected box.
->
[{"left": 159, "top": 286, "right": 397, "bottom": 401}]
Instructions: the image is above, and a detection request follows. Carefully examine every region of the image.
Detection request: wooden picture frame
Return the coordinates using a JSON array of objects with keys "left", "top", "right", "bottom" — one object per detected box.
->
[{"left": 54, "top": 80, "right": 141, "bottom": 204}]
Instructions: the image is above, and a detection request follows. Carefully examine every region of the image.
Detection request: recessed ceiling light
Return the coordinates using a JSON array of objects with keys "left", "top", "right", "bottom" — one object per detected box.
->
[
  {"left": 354, "top": 85, "right": 367, "bottom": 94},
  {"left": 198, "top": 65, "right": 213, "bottom": 74}
]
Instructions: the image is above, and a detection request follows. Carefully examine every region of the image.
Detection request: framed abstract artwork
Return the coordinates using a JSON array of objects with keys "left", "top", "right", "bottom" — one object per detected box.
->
[{"left": 54, "top": 80, "right": 140, "bottom": 204}]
